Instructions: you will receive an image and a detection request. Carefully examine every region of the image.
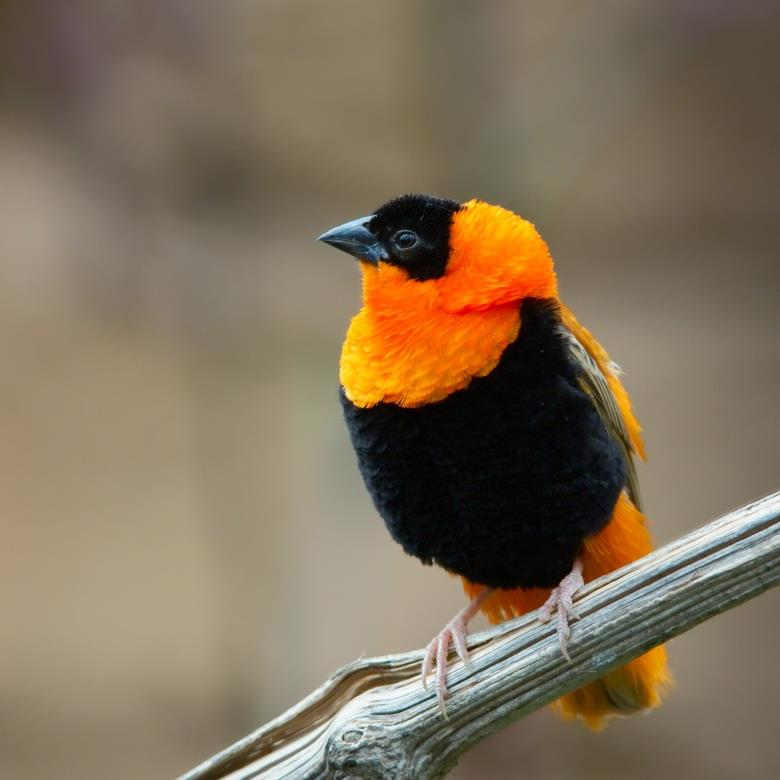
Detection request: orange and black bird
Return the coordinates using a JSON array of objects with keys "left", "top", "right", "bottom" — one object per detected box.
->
[{"left": 318, "top": 194, "right": 669, "bottom": 727}]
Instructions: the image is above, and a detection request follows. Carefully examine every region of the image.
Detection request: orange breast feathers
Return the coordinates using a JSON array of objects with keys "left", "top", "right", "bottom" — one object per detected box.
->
[{"left": 340, "top": 200, "right": 559, "bottom": 408}]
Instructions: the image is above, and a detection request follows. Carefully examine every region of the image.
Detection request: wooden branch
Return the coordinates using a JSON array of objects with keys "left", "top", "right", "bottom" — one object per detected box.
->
[{"left": 181, "top": 492, "right": 780, "bottom": 780}]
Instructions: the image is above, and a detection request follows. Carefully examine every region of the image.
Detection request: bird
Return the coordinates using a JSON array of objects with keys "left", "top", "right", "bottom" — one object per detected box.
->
[{"left": 318, "top": 194, "right": 669, "bottom": 728}]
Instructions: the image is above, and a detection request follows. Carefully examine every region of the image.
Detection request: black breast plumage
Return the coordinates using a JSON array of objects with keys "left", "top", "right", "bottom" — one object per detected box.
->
[{"left": 340, "top": 298, "right": 627, "bottom": 589}]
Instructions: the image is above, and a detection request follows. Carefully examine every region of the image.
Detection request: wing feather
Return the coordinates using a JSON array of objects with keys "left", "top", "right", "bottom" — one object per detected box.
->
[{"left": 557, "top": 303, "right": 645, "bottom": 509}]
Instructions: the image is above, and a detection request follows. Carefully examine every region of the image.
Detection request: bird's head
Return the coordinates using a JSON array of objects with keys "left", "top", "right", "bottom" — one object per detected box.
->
[{"left": 318, "top": 194, "right": 557, "bottom": 313}]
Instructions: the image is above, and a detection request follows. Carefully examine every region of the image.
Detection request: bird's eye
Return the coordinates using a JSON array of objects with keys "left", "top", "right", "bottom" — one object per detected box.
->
[{"left": 392, "top": 230, "right": 419, "bottom": 250}]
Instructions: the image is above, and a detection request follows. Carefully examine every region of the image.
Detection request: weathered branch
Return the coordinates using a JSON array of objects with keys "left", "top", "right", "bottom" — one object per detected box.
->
[{"left": 181, "top": 492, "right": 780, "bottom": 780}]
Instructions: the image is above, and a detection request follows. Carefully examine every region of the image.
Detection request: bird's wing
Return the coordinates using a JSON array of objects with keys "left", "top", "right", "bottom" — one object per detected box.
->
[{"left": 557, "top": 303, "right": 646, "bottom": 510}]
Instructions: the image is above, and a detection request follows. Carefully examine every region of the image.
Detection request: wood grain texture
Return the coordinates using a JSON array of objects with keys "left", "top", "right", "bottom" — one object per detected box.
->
[{"left": 181, "top": 491, "right": 780, "bottom": 780}]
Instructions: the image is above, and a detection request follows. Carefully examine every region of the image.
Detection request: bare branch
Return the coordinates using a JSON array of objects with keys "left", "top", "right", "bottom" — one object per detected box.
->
[{"left": 181, "top": 492, "right": 780, "bottom": 780}]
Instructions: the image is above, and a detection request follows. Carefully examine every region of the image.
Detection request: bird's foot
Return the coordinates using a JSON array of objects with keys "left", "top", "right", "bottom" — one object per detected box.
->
[
  {"left": 421, "top": 587, "right": 493, "bottom": 716},
  {"left": 421, "top": 615, "right": 469, "bottom": 717},
  {"left": 538, "top": 559, "right": 584, "bottom": 661}
]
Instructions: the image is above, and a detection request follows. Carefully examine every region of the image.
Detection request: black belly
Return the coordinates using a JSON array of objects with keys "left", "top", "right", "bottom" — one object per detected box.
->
[{"left": 340, "top": 298, "right": 627, "bottom": 589}]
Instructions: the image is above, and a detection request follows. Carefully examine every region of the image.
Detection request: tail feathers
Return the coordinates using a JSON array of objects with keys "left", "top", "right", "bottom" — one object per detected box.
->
[
  {"left": 461, "top": 492, "right": 671, "bottom": 729},
  {"left": 552, "top": 645, "right": 670, "bottom": 729}
]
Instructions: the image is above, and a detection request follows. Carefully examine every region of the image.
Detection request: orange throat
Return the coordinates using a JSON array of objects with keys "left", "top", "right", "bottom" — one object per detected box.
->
[{"left": 340, "top": 268, "right": 522, "bottom": 408}]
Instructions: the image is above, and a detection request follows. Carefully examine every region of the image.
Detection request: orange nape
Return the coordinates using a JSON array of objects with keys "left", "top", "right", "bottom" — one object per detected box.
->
[{"left": 462, "top": 492, "right": 671, "bottom": 729}]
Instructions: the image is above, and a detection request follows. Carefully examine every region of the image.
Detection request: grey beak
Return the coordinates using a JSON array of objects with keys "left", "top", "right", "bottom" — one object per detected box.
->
[{"left": 317, "top": 215, "right": 388, "bottom": 265}]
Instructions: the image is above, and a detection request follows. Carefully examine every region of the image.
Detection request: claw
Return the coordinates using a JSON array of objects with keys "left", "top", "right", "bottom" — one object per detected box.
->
[
  {"left": 420, "top": 619, "right": 469, "bottom": 716},
  {"left": 538, "top": 559, "right": 584, "bottom": 661},
  {"left": 451, "top": 618, "right": 470, "bottom": 665},
  {"left": 420, "top": 587, "right": 494, "bottom": 716},
  {"left": 421, "top": 640, "right": 434, "bottom": 690}
]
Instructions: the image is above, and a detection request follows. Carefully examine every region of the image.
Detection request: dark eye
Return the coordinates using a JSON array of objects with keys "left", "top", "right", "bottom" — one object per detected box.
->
[{"left": 392, "top": 230, "right": 419, "bottom": 250}]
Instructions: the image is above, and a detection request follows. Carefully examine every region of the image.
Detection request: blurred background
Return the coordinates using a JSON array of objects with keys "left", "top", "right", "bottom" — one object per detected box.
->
[{"left": 1, "top": 1, "right": 778, "bottom": 778}]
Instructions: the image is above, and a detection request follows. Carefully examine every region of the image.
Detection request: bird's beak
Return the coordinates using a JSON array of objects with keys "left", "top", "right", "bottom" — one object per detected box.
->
[{"left": 317, "top": 215, "right": 388, "bottom": 266}]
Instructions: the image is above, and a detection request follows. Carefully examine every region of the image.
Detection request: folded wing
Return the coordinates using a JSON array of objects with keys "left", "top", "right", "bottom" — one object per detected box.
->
[{"left": 558, "top": 304, "right": 646, "bottom": 509}]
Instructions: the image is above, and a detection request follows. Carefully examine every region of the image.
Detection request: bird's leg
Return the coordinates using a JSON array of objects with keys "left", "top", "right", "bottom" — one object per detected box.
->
[
  {"left": 421, "top": 586, "right": 494, "bottom": 716},
  {"left": 538, "top": 558, "right": 584, "bottom": 661}
]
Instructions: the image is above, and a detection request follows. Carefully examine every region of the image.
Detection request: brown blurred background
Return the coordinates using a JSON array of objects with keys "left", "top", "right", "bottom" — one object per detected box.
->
[{"left": 0, "top": 1, "right": 778, "bottom": 778}]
